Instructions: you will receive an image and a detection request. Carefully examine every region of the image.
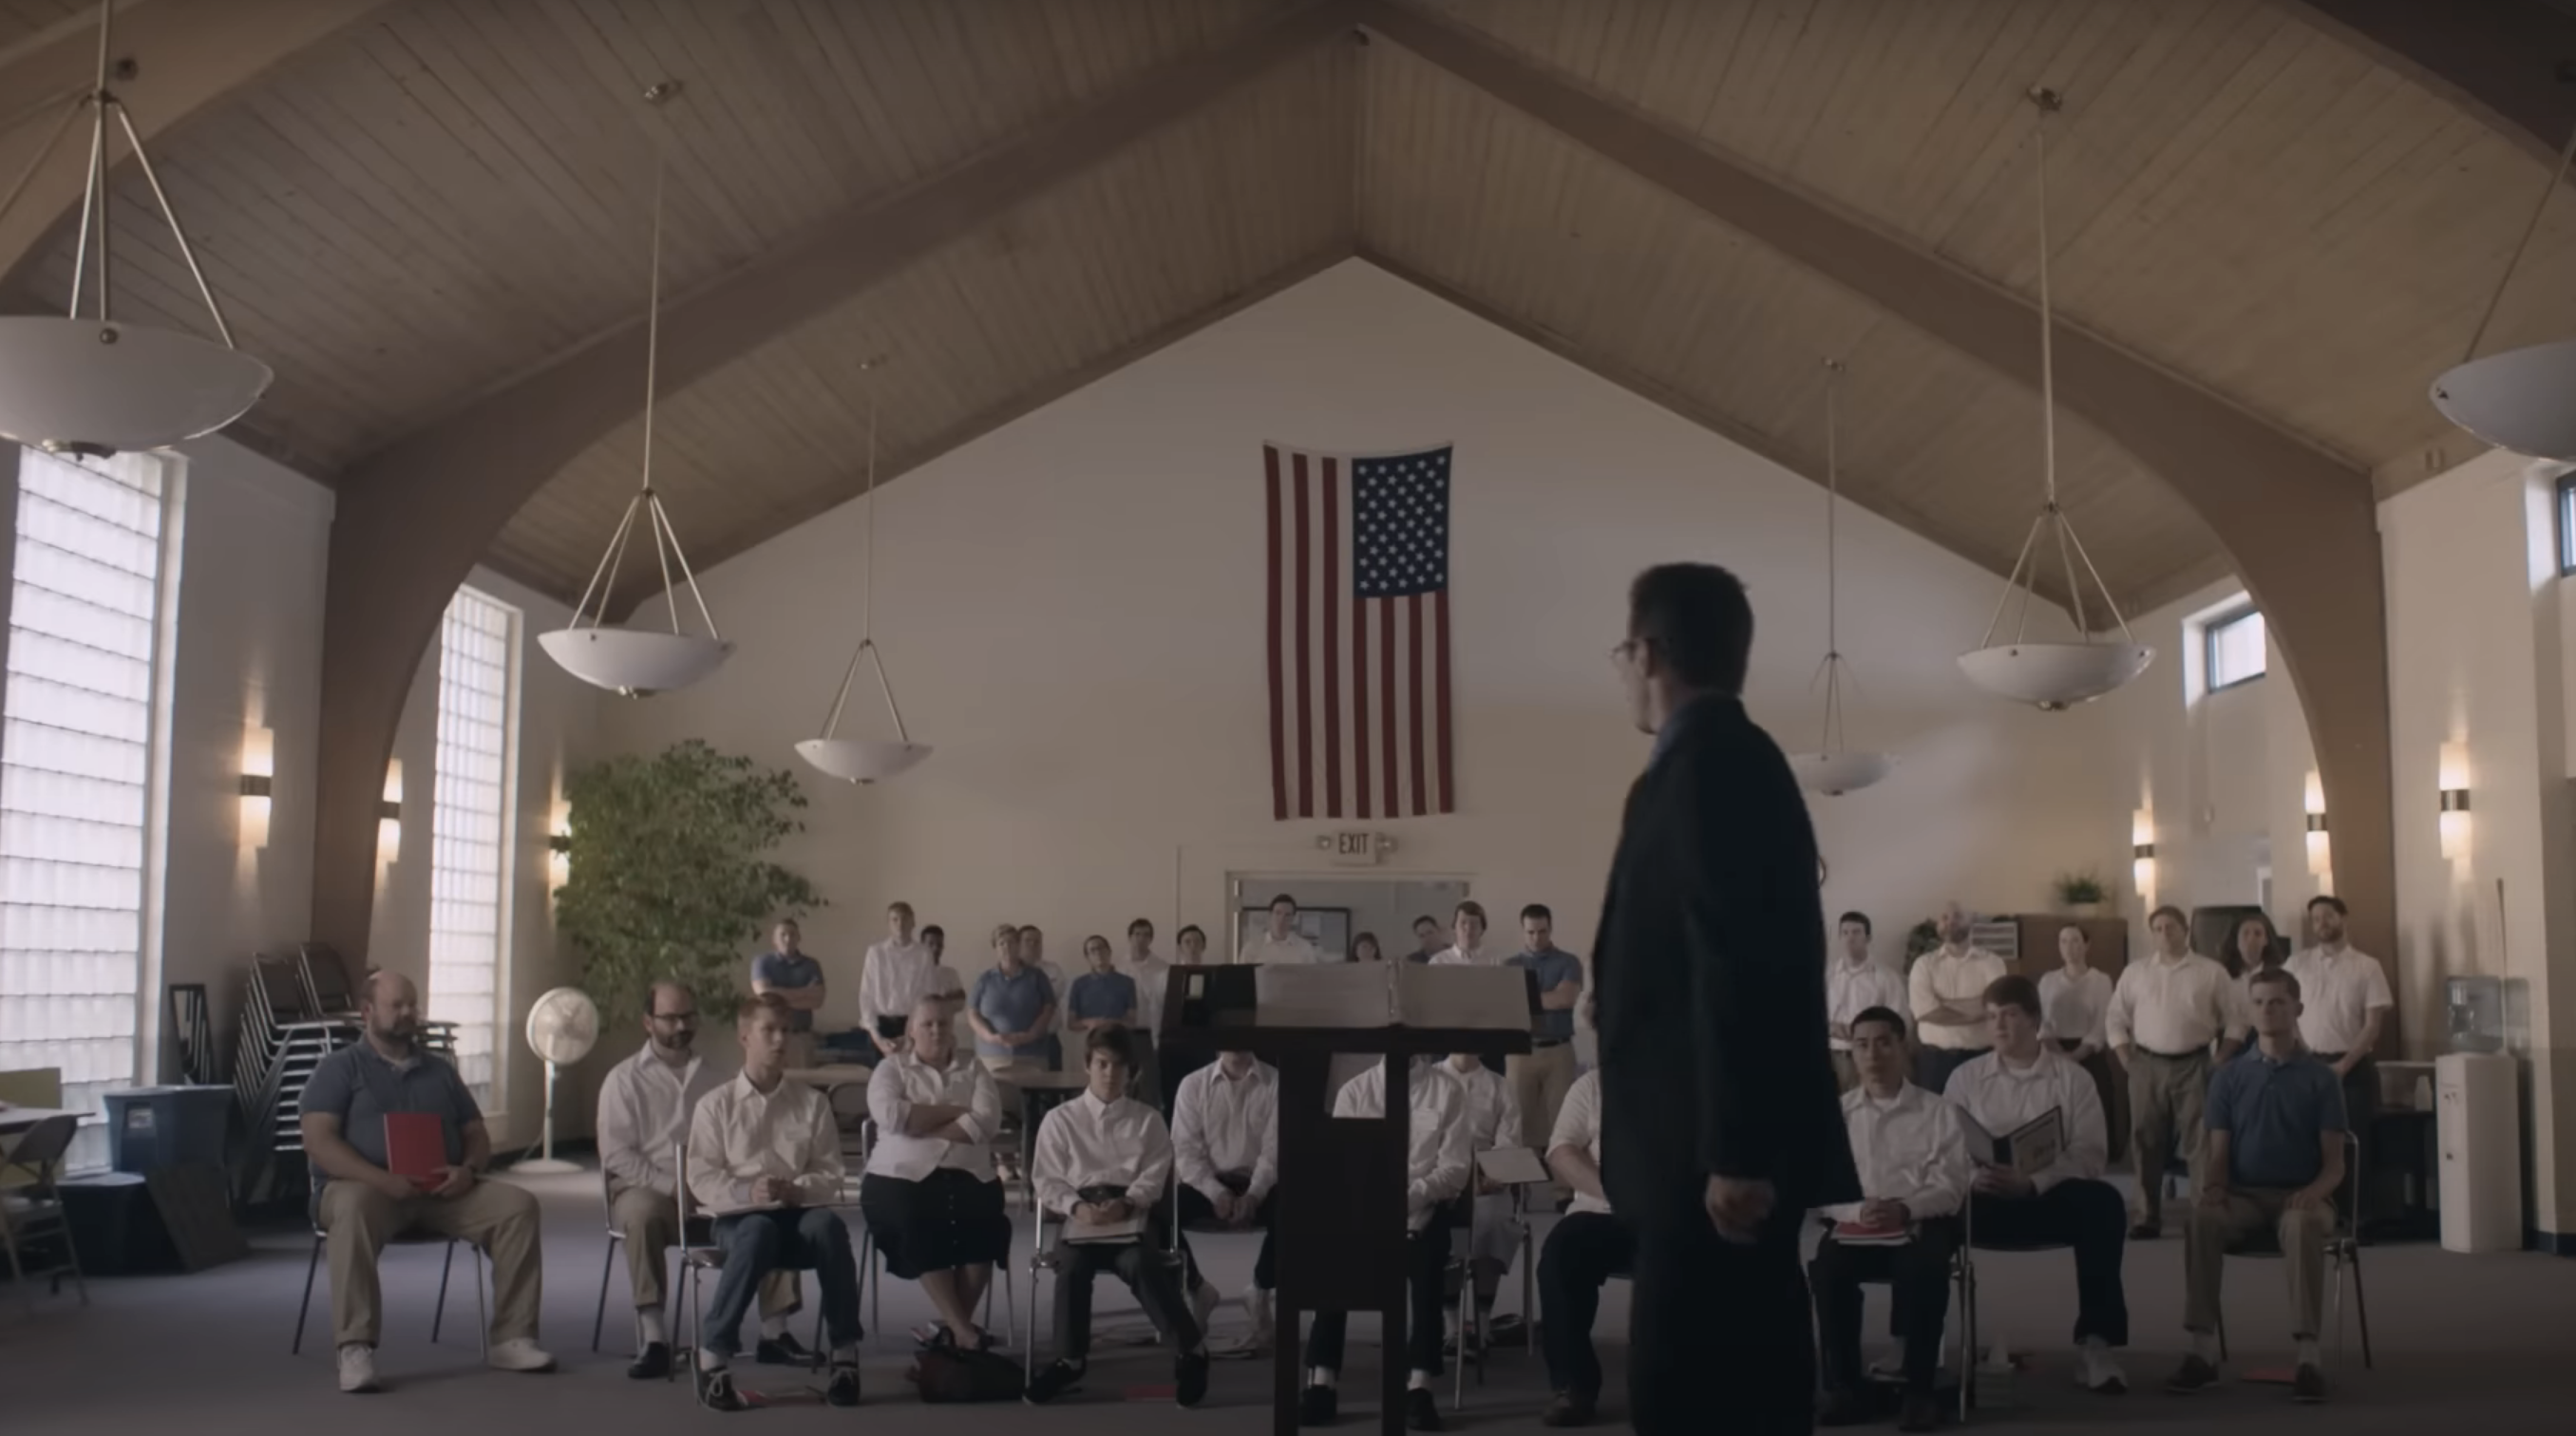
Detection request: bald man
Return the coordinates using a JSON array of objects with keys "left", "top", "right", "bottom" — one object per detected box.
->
[{"left": 299, "top": 972, "right": 553, "bottom": 1393}]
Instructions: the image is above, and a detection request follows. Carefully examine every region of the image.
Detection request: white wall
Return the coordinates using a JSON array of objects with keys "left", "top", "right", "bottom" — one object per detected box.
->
[{"left": 597, "top": 259, "right": 2130, "bottom": 1026}]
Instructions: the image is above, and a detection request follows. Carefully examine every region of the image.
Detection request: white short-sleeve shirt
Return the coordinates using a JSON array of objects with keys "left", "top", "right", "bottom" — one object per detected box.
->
[
  {"left": 1547, "top": 1070, "right": 1610, "bottom": 1216},
  {"left": 2282, "top": 947, "right": 2395, "bottom": 1055}
]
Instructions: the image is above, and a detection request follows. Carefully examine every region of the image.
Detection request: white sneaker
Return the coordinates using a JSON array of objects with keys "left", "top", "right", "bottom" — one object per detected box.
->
[
  {"left": 487, "top": 1337, "right": 557, "bottom": 1373},
  {"left": 1190, "top": 1280, "right": 1222, "bottom": 1333},
  {"left": 2078, "top": 1343, "right": 2127, "bottom": 1394},
  {"left": 337, "top": 1343, "right": 380, "bottom": 1393},
  {"left": 1243, "top": 1284, "right": 1274, "bottom": 1344}
]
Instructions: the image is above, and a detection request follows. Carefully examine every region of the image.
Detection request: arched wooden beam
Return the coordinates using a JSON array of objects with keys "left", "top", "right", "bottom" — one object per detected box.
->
[
  {"left": 2272, "top": 0, "right": 2576, "bottom": 170},
  {"left": 1358, "top": 0, "right": 2398, "bottom": 961},
  {"left": 1, "top": 0, "right": 398, "bottom": 288},
  {"left": 307, "top": 0, "right": 1364, "bottom": 956}
]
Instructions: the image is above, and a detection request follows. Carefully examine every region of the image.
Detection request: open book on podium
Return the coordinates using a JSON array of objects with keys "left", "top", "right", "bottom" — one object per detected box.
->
[{"left": 1246, "top": 961, "right": 1534, "bottom": 1034}]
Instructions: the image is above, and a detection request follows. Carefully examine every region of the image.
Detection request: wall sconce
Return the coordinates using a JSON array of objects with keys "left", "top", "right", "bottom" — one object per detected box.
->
[
  {"left": 2439, "top": 741, "right": 2472, "bottom": 863},
  {"left": 548, "top": 799, "right": 572, "bottom": 888},
  {"left": 238, "top": 726, "right": 274, "bottom": 849},
  {"left": 2303, "top": 769, "right": 2331, "bottom": 878},
  {"left": 378, "top": 759, "right": 403, "bottom": 866},
  {"left": 2131, "top": 808, "right": 2156, "bottom": 903}
]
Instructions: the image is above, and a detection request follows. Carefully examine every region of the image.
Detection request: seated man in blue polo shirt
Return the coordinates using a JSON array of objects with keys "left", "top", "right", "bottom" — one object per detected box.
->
[
  {"left": 299, "top": 971, "right": 553, "bottom": 1393},
  {"left": 2169, "top": 967, "right": 2348, "bottom": 1404}
]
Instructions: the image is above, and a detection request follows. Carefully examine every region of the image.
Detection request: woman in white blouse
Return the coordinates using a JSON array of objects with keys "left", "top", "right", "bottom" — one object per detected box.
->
[
  {"left": 2036, "top": 923, "right": 2124, "bottom": 1163},
  {"left": 859, "top": 997, "right": 1009, "bottom": 1351}
]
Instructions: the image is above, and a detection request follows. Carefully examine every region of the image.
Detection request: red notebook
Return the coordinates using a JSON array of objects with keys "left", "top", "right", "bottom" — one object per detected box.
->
[{"left": 384, "top": 1112, "right": 446, "bottom": 1190}]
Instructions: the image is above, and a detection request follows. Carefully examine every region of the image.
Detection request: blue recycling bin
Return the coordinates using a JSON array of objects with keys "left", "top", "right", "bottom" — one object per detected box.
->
[{"left": 104, "top": 1084, "right": 235, "bottom": 1174}]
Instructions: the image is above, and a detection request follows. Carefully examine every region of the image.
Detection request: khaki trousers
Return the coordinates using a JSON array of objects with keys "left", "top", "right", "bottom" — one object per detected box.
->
[
  {"left": 2128, "top": 1049, "right": 2210, "bottom": 1225},
  {"left": 607, "top": 1182, "right": 798, "bottom": 1319},
  {"left": 1828, "top": 1049, "right": 1860, "bottom": 1094},
  {"left": 319, "top": 1178, "right": 542, "bottom": 1349},
  {"left": 2184, "top": 1188, "right": 2332, "bottom": 1339},
  {"left": 1506, "top": 1043, "right": 1578, "bottom": 1150}
]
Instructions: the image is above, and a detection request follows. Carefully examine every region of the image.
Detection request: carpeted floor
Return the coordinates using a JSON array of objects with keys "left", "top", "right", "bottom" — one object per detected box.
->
[{"left": 2, "top": 1167, "right": 2569, "bottom": 1434}]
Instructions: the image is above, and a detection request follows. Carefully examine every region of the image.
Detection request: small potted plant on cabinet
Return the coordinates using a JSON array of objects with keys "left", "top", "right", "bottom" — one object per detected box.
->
[{"left": 2053, "top": 870, "right": 2110, "bottom": 919}]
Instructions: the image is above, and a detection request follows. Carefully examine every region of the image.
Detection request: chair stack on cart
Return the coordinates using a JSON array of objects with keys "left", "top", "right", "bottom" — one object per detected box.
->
[{"left": 231, "top": 945, "right": 454, "bottom": 1203}]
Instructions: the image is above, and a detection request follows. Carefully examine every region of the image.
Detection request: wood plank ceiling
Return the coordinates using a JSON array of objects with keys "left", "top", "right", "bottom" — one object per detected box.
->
[{"left": 5, "top": 0, "right": 2570, "bottom": 621}]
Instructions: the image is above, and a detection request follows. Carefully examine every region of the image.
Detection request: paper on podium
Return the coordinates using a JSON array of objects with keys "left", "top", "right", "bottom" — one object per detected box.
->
[
  {"left": 1398, "top": 964, "right": 1531, "bottom": 1031},
  {"left": 1254, "top": 963, "right": 1396, "bottom": 1028},
  {"left": 1475, "top": 1146, "right": 1550, "bottom": 1186},
  {"left": 1250, "top": 963, "right": 1531, "bottom": 1032}
]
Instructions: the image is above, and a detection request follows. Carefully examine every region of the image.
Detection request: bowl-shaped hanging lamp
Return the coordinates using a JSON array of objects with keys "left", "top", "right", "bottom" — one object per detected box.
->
[
  {"left": 798, "top": 358, "right": 932, "bottom": 784},
  {"left": 2429, "top": 118, "right": 2576, "bottom": 459},
  {"left": 539, "top": 82, "right": 731, "bottom": 698},
  {"left": 0, "top": 1, "right": 272, "bottom": 455},
  {"left": 1784, "top": 358, "right": 1896, "bottom": 793},
  {"left": 1959, "top": 86, "right": 2153, "bottom": 709}
]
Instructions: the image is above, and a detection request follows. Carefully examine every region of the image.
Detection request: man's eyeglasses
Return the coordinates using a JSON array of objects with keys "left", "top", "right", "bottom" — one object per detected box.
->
[
  {"left": 1609, "top": 638, "right": 1642, "bottom": 668},
  {"left": 648, "top": 1011, "right": 697, "bottom": 1025}
]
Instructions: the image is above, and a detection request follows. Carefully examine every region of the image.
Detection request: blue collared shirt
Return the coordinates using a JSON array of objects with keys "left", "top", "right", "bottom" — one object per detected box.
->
[
  {"left": 2206, "top": 1044, "right": 2348, "bottom": 1190},
  {"left": 1506, "top": 948, "right": 1585, "bottom": 1042}
]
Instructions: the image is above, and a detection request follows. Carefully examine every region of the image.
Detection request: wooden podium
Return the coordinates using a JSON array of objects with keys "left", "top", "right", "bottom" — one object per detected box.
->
[{"left": 1161, "top": 963, "right": 1533, "bottom": 1436}]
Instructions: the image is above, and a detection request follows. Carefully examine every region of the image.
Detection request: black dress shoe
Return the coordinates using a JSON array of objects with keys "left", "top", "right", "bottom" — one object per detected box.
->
[
  {"left": 2291, "top": 1364, "right": 2326, "bottom": 1404},
  {"left": 756, "top": 1332, "right": 815, "bottom": 1367},
  {"left": 1540, "top": 1391, "right": 1596, "bottom": 1427},
  {"left": 826, "top": 1360, "right": 862, "bottom": 1408},
  {"left": 626, "top": 1342, "right": 672, "bottom": 1380},
  {"left": 694, "top": 1364, "right": 748, "bottom": 1413},
  {"left": 1404, "top": 1389, "right": 1443, "bottom": 1431},
  {"left": 2167, "top": 1354, "right": 2221, "bottom": 1392},
  {"left": 1898, "top": 1391, "right": 1941, "bottom": 1431},
  {"left": 1817, "top": 1388, "right": 1872, "bottom": 1427},
  {"left": 1025, "top": 1360, "right": 1085, "bottom": 1406},
  {"left": 1176, "top": 1350, "right": 1211, "bottom": 1408},
  {"left": 1299, "top": 1383, "right": 1339, "bottom": 1427}
]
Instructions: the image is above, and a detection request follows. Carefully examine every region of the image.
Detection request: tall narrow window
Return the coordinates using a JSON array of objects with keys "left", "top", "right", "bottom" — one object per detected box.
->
[
  {"left": 428, "top": 587, "right": 517, "bottom": 1108},
  {"left": 2205, "top": 607, "right": 2266, "bottom": 691},
  {"left": 1, "top": 448, "right": 171, "bottom": 1165}
]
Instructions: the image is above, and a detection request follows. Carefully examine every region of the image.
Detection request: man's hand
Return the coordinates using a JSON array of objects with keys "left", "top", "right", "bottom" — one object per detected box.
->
[
  {"left": 1228, "top": 1199, "right": 1258, "bottom": 1230},
  {"left": 1857, "top": 1198, "right": 1910, "bottom": 1228},
  {"left": 1829, "top": 1021, "right": 1852, "bottom": 1043},
  {"left": 2287, "top": 1184, "right": 2331, "bottom": 1212},
  {"left": 1972, "top": 1164, "right": 2034, "bottom": 1199},
  {"left": 752, "top": 1176, "right": 792, "bottom": 1206},
  {"left": 2198, "top": 1181, "right": 2231, "bottom": 1211},
  {"left": 372, "top": 1169, "right": 424, "bottom": 1201},
  {"left": 430, "top": 1164, "right": 477, "bottom": 1199},
  {"left": 1094, "top": 1199, "right": 1133, "bottom": 1224},
  {"left": 2329, "top": 1055, "right": 2357, "bottom": 1078},
  {"left": 1210, "top": 1190, "right": 1239, "bottom": 1224},
  {"left": 871, "top": 1031, "right": 901, "bottom": 1057},
  {"left": 1704, "top": 1175, "right": 1775, "bottom": 1242}
]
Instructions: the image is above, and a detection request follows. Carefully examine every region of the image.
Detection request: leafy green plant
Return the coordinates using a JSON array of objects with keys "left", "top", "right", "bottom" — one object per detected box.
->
[
  {"left": 2053, "top": 870, "right": 2109, "bottom": 907},
  {"left": 554, "top": 739, "right": 822, "bottom": 1022},
  {"left": 1904, "top": 919, "right": 1941, "bottom": 962}
]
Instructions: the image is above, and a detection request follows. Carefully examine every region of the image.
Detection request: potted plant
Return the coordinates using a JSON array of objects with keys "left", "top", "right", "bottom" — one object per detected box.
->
[
  {"left": 554, "top": 739, "right": 824, "bottom": 1023},
  {"left": 1904, "top": 918, "right": 1942, "bottom": 965},
  {"left": 2053, "top": 870, "right": 2110, "bottom": 919}
]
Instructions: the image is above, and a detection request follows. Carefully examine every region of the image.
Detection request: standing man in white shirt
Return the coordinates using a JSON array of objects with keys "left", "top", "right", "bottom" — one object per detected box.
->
[
  {"left": 2039, "top": 923, "right": 2122, "bottom": 1160},
  {"left": 1826, "top": 912, "right": 1907, "bottom": 1093},
  {"left": 1908, "top": 903, "right": 2007, "bottom": 1094},
  {"left": 1245, "top": 893, "right": 1326, "bottom": 965},
  {"left": 1172, "top": 1049, "right": 1282, "bottom": 1345},
  {"left": 1430, "top": 900, "right": 1506, "bottom": 966},
  {"left": 1534, "top": 1069, "right": 1626, "bottom": 1428},
  {"left": 1126, "top": 918, "right": 1174, "bottom": 1109},
  {"left": 1023, "top": 1026, "right": 1213, "bottom": 1408},
  {"left": 597, "top": 981, "right": 799, "bottom": 1379},
  {"left": 2282, "top": 895, "right": 2393, "bottom": 1188},
  {"left": 1814, "top": 1006, "right": 1973, "bottom": 1432},
  {"left": 683, "top": 995, "right": 864, "bottom": 1411},
  {"left": 2106, "top": 905, "right": 2243, "bottom": 1238},
  {"left": 1943, "top": 974, "right": 2130, "bottom": 1394},
  {"left": 860, "top": 901, "right": 936, "bottom": 1059},
  {"left": 1303, "top": 1057, "right": 1473, "bottom": 1431}
]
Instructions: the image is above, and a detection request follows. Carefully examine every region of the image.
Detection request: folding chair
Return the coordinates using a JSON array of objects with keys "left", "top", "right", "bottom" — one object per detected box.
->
[
  {"left": 1022, "top": 1178, "right": 1187, "bottom": 1385},
  {"left": 2216, "top": 1131, "right": 2373, "bottom": 1370},
  {"left": 0, "top": 1114, "right": 87, "bottom": 1313},
  {"left": 1446, "top": 1182, "right": 1539, "bottom": 1411},
  {"left": 291, "top": 1221, "right": 485, "bottom": 1357},
  {"left": 1957, "top": 1199, "right": 2072, "bottom": 1422}
]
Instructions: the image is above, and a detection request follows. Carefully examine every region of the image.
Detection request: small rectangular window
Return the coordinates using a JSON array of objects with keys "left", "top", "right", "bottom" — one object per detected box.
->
[
  {"left": 2559, "top": 473, "right": 2576, "bottom": 576},
  {"left": 2206, "top": 607, "right": 2266, "bottom": 691}
]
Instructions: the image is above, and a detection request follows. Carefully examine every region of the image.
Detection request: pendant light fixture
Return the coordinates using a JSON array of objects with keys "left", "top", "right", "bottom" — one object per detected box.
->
[
  {"left": 538, "top": 81, "right": 731, "bottom": 699},
  {"left": 1787, "top": 358, "right": 1895, "bottom": 795},
  {"left": 2429, "top": 114, "right": 2576, "bottom": 460},
  {"left": 1958, "top": 86, "right": 2153, "bottom": 711},
  {"left": 0, "top": 0, "right": 272, "bottom": 455},
  {"left": 797, "top": 358, "right": 933, "bottom": 784}
]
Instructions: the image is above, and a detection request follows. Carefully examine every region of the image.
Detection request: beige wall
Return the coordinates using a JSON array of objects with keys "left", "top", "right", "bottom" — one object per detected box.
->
[{"left": 598, "top": 259, "right": 2129, "bottom": 1025}]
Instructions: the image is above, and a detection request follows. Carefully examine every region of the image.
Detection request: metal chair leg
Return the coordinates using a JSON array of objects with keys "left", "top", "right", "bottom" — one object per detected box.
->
[
  {"left": 474, "top": 1244, "right": 489, "bottom": 1359},
  {"left": 2344, "top": 1246, "right": 2374, "bottom": 1370},
  {"left": 2218, "top": 1309, "right": 2229, "bottom": 1363},
  {"left": 593, "top": 1234, "right": 621, "bottom": 1352},
  {"left": 292, "top": 1234, "right": 325, "bottom": 1354},
  {"left": 431, "top": 1240, "right": 455, "bottom": 1344}
]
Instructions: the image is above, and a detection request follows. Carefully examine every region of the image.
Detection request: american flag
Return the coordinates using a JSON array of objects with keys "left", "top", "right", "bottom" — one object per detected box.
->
[{"left": 1263, "top": 443, "right": 1454, "bottom": 821}]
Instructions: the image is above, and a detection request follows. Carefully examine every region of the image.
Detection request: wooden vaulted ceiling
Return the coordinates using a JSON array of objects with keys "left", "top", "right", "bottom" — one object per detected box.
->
[{"left": 8, "top": 0, "right": 2575, "bottom": 621}]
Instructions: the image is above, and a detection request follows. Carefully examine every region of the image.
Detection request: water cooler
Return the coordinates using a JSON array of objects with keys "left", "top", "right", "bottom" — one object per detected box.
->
[{"left": 2436, "top": 977, "right": 2520, "bottom": 1253}]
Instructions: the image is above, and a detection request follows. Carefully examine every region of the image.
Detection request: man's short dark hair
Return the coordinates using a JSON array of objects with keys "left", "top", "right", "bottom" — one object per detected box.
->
[
  {"left": 2149, "top": 904, "right": 2189, "bottom": 931},
  {"left": 743, "top": 992, "right": 796, "bottom": 1025},
  {"left": 1849, "top": 1006, "right": 1906, "bottom": 1044},
  {"left": 1982, "top": 973, "right": 2042, "bottom": 1019},
  {"left": 1837, "top": 911, "right": 1873, "bottom": 935},
  {"left": 1413, "top": 915, "right": 1440, "bottom": 932},
  {"left": 1520, "top": 903, "right": 1552, "bottom": 924},
  {"left": 1085, "top": 1023, "right": 1138, "bottom": 1072},
  {"left": 2249, "top": 968, "right": 2303, "bottom": 1002},
  {"left": 1268, "top": 893, "right": 1297, "bottom": 912},
  {"left": 1627, "top": 562, "right": 1754, "bottom": 694},
  {"left": 1455, "top": 900, "right": 1487, "bottom": 924},
  {"left": 1177, "top": 924, "right": 1205, "bottom": 942},
  {"left": 1129, "top": 917, "right": 1154, "bottom": 936},
  {"left": 920, "top": 924, "right": 944, "bottom": 944},
  {"left": 2307, "top": 895, "right": 2348, "bottom": 916}
]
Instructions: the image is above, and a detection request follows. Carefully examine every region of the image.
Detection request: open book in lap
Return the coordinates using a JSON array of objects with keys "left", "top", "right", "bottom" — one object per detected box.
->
[
  {"left": 1475, "top": 1146, "right": 1550, "bottom": 1187},
  {"left": 1955, "top": 1105, "right": 2064, "bottom": 1178},
  {"left": 1064, "top": 1183, "right": 1148, "bottom": 1244}
]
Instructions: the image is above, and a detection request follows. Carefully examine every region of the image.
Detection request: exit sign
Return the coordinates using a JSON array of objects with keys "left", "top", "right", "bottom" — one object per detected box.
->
[{"left": 1318, "top": 830, "right": 1392, "bottom": 866}]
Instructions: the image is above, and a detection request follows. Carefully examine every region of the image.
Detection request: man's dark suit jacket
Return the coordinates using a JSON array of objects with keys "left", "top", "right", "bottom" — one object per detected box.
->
[{"left": 1594, "top": 693, "right": 1862, "bottom": 1227}]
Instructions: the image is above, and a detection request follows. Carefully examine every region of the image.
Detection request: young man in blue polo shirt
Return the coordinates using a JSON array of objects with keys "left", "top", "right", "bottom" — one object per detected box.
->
[
  {"left": 1504, "top": 903, "right": 1586, "bottom": 1154},
  {"left": 2169, "top": 967, "right": 2348, "bottom": 1404}
]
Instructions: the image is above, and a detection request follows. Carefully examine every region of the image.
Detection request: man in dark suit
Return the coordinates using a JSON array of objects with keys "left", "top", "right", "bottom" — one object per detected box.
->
[{"left": 1595, "top": 562, "right": 1861, "bottom": 1435}]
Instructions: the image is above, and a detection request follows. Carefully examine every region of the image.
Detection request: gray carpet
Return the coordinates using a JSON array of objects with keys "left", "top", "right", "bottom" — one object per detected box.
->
[{"left": 2, "top": 1168, "right": 2569, "bottom": 1433}]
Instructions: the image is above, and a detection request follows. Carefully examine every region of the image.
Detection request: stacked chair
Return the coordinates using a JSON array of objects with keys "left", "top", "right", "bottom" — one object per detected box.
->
[{"left": 232, "top": 945, "right": 454, "bottom": 1204}]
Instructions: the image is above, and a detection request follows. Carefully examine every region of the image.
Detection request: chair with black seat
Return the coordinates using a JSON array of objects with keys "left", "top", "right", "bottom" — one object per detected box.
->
[
  {"left": 0, "top": 1114, "right": 87, "bottom": 1313},
  {"left": 1956, "top": 1198, "right": 2069, "bottom": 1423},
  {"left": 1023, "top": 1177, "right": 1186, "bottom": 1385},
  {"left": 2214, "top": 1130, "right": 2372, "bottom": 1370},
  {"left": 1443, "top": 1181, "right": 1542, "bottom": 1411},
  {"left": 291, "top": 1222, "right": 485, "bottom": 1356}
]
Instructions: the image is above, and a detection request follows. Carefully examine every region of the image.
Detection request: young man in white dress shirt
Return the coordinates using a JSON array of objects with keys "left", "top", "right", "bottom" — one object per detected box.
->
[
  {"left": 1440, "top": 1051, "right": 1524, "bottom": 1351},
  {"left": 2039, "top": 923, "right": 2122, "bottom": 1162},
  {"left": 861, "top": 901, "right": 936, "bottom": 1059},
  {"left": 1127, "top": 917, "right": 1173, "bottom": 1103},
  {"left": 1909, "top": 902, "right": 2007, "bottom": 1093},
  {"left": 1024, "top": 1025, "right": 1213, "bottom": 1408},
  {"left": 2106, "top": 906, "right": 2243, "bottom": 1238},
  {"left": 1943, "top": 974, "right": 2130, "bottom": 1394},
  {"left": 2281, "top": 895, "right": 2392, "bottom": 1186},
  {"left": 1534, "top": 1069, "right": 1627, "bottom": 1428},
  {"left": 859, "top": 998, "right": 1009, "bottom": 1351},
  {"left": 1303, "top": 1056, "right": 1474, "bottom": 1432},
  {"left": 1813, "top": 1007, "right": 1973, "bottom": 1432},
  {"left": 1245, "top": 894, "right": 1326, "bottom": 965},
  {"left": 683, "top": 995, "right": 864, "bottom": 1411},
  {"left": 1429, "top": 900, "right": 1506, "bottom": 966},
  {"left": 1827, "top": 911, "right": 1907, "bottom": 1093},
  {"left": 1172, "top": 1049, "right": 1281, "bottom": 1345},
  {"left": 596, "top": 981, "right": 798, "bottom": 1378}
]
